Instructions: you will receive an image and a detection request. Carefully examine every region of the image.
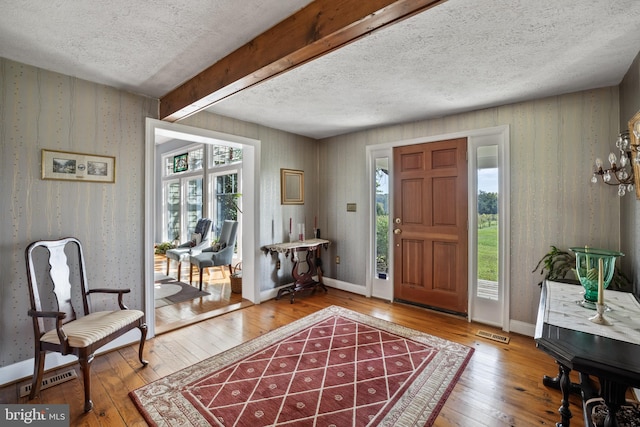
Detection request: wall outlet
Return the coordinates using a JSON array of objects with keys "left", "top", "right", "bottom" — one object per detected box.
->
[{"left": 335, "top": 256, "right": 340, "bottom": 264}]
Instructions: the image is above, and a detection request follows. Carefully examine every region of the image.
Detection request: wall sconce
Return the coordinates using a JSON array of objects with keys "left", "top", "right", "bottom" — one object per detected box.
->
[{"left": 591, "top": 123, "right": 640, "bottom": 198}]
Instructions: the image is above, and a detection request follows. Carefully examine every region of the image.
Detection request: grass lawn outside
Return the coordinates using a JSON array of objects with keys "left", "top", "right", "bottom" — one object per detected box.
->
[{"left": 478, "top": 224, "right": 498, "bottom": 282}]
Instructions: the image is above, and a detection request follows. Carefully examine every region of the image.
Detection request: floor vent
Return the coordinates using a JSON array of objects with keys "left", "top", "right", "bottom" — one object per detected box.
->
[
  {"left": 19, "top": 369, "right": 78, "bottom": 397},
  {"left": 476, "top": 330, "right": 510, "bottom": 344}
]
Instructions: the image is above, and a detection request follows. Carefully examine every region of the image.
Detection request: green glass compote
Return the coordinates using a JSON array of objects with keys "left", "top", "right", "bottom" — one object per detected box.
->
[{"left": 569, "top": 247, "right": 624, "bottom": 308}]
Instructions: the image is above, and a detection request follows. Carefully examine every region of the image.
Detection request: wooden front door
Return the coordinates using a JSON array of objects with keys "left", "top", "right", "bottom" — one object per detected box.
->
[{"left": 393, "top": 138, "right": 468, "bottom": 314}]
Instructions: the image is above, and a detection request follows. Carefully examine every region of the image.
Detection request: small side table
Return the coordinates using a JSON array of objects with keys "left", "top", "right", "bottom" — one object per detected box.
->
[{"left": 262, "top": 238, "right": 331, "bottom": 303}]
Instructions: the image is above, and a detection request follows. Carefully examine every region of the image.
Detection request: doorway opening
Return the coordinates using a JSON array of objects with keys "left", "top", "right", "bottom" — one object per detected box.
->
[
  {"left": 154, "top": 141, "right": 246, "bottom": 333},
  {"left": 144, "top": 119, "right": 260, "bottom": 337}
]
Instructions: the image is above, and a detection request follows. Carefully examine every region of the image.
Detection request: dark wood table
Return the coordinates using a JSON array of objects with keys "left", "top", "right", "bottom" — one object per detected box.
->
[
  {"left": 262, "top": 238, "right": 330, "bottom": 303},
  {"left": 535, "top": 280, "right": 640, "bottom": 427}
]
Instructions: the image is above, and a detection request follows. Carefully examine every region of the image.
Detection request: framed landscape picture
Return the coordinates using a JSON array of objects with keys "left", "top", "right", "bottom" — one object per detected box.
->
[{"left": 41, "top": 149, "right": 115, "bottom": 183}]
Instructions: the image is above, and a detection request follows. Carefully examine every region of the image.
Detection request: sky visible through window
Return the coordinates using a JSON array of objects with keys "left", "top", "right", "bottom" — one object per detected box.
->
[{"left": 478, "top": 168, "right": 498, "bottom": 193}]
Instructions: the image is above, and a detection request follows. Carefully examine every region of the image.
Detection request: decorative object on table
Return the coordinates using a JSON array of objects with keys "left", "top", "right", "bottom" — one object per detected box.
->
[
  {"left": 590, "top": 120, "right": 640, "bottom": 198},
  {"left": 280, "top": 168, "right": 304, "bottom": 204},
  {"left": 41, "top": 149, "right": 115, "bottom": 183},
  {"left": 570, "top": 246, "right": 624, "bottom": 309},
  {"left": 588, "top": 258, "right": 611, "bottom": 325},
  {"left": 130, "top": 306, "right": 474, "bottom": 427}
]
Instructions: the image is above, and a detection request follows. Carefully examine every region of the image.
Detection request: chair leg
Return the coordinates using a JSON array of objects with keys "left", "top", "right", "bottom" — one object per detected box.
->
[
  {"left": 177, "top": 262, "right": 182, "bottom": 281},
  {"left": 138, "top": 322, "right": 149, "bottom": 366},
  {"left": 79, "top": 353, "right": 95, "bottom": 412},
  {"left": 166, "top": 257, "right": 170, "bottom": 276},
  {"left": 29, "top": 348, "right": 45, "bottom": 400},
  {"left": 228, "top": 265, "right": 233, "bottom": 278},
  {"left": 199, "top": 268, "right": 204, "bottom": 291}
]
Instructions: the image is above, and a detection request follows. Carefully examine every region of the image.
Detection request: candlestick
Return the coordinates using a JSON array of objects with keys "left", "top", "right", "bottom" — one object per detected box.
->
[
  {"left": 597, "top": 258, "right": 604, "bottom": 305},
  {"left": 289, "top": 217, "right": 292, "bottom": 234}
]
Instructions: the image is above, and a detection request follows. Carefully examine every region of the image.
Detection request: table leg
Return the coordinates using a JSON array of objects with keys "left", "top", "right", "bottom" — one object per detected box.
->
[
  {"left": 276, "top": 247, "right": 326, "bottom": 303},
  {"left": 544, "top": 366, "right": 584, "bottom": 395},
  {"left": 599, "top": 379, "right": 626, "bottom": 427},
  {"left": 556, "top": 363, "right": 573, "bottom": 427}
]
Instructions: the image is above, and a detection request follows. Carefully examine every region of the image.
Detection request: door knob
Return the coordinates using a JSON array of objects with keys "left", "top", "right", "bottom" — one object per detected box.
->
[{"left": 394, "top": 229, "right": 401, "bottom": 234}]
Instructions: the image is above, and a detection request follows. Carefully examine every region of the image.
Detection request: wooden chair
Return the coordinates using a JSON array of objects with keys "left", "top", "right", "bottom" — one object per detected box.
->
[{"left": 25, "top": 237, "right": 148, "bottom": 412}]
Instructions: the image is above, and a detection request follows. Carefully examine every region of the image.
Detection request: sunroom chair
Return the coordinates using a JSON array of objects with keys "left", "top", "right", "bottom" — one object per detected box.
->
[
  {"left": 165, "top": 218, "right": 212, "bottom": 280},
  {"left": 189, "top": 220, "right": 238, "bottom": 291},
  {"left": 25, "top": 237, "right": 148, "bottom": 413}
]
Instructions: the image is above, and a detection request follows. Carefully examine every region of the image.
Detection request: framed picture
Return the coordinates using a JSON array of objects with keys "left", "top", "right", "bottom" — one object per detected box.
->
[
  {"left": 281, "top": 168, "right": 304, "bottom": 204},
  {"left": 173, "top": 153, "right": 188, "bottom": 173},
  {"left": 41, "top": 149, "right": 115, "bottom": 183}
]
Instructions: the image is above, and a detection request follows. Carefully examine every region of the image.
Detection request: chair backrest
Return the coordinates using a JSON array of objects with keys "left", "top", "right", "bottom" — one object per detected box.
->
[
  {"left": 194, "top": 218, "right": 212, "bottom": 241},
  {"left": 218, "top": 220, "right": 239, "bottom": 249},
  {"left": 25, "top": 237, "right": 90, "bottom": 336}
]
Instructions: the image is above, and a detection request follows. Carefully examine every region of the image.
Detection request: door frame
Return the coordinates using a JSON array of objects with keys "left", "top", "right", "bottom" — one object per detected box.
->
[
  {"left": 144, "top": 118, "right": 261, "bottom": 338},
  {"left": 365, "top": 125, "right": 510, "bottom": 330}
]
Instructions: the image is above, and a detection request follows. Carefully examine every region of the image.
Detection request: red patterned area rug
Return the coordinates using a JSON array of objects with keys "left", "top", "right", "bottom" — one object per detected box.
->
[{"left": 130, "top": 306, "right": 473, "bottom": 426}]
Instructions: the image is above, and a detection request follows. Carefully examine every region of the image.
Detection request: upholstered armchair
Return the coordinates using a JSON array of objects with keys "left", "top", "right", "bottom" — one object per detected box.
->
[
  {"left": 165, "top": 218, "right": 212, "bottom": 280},
  {"left": 25, "top": 237, "right": 148, "bottom": 412},
  {"left": 189, "top": 220, "right": 238, "bottom": 291}
]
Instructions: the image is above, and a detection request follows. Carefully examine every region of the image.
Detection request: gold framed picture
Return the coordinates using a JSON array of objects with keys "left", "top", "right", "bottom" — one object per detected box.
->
[
  {"left": 281, "top": 168, "right": 304, "bottom": 205},
  {"left": 41, "top": 149, "right": 115, "bottom": 183}
]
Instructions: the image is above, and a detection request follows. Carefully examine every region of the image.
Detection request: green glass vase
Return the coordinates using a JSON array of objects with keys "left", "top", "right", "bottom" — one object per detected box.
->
[{"left": 569, "top": 247, "right": 624, "bottom": 303}]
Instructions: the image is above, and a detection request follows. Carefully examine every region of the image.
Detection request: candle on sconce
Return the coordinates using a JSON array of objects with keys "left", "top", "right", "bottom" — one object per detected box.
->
[
  {"left": 597, "top": 258, "right": 604, "bottom": 305},
  {"left": 289, "top": 217, "right": 292, "bottom": 234}
]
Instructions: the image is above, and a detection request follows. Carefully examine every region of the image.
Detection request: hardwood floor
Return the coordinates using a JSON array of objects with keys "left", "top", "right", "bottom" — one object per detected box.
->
[
  {"left": 0, "top": 289, "right": 587, "bottom": 426},
  {"left": 154, "top": 254, "right": 249, "bottom": 334}
]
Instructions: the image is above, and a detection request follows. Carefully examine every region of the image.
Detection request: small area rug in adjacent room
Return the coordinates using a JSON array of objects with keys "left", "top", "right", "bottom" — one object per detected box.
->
[
  {"left": 130, "top": 305, "right": 473, "bottom": 426},
  {"left": 154, "top": 273, "right": 210, "bottom": 308}
]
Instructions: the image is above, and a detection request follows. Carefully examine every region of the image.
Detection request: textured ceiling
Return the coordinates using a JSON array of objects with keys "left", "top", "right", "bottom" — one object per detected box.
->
[{"left": 1, "top": 0, "right": 640, "bottom": 139}]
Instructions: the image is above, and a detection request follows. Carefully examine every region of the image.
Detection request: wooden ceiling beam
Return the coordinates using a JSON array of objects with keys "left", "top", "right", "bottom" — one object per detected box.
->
[{"left": 160, "top": 0, "right": 447, "bottom": 122}]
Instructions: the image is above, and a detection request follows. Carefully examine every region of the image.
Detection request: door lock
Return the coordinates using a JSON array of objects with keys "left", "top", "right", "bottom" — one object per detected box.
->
[{"left": 394, "top": 218, "right": 402, "bottom": 224}]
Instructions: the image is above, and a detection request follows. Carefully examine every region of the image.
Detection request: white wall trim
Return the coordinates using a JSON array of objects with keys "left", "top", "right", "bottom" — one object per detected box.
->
[
  {"left": 365, "top": 125, "right": 511, "bottom": 330},
  {"left": 0, "top": 330, "right": 141, "bottom": 386},
  {"left": 509, "top": 320, "right": 535, "bottom": 338},
  {"left": 145, "top": 118, "right": 261, "bottom": 337}
]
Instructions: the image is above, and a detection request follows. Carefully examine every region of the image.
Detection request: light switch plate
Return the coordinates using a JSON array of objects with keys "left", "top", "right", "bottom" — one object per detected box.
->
[{"left": 347, "top": 203, "right": 356, "bottom": 212}]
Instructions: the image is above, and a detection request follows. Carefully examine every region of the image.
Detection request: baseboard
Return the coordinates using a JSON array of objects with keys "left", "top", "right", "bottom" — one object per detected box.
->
[
  {"left": 260, "top": 277, "right": 367, "bottom": 302},
  {"left": 509, "top": 319, "right": 535, "bottom": 337},
  {"left": 322, "top": 277, "right": 367, "bottom": 295},
  {"left": 0, "top": 329, "right": 142, "bottom": 387}
]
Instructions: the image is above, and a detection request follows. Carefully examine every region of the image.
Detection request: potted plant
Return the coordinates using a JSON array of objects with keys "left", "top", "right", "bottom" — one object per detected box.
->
[{"left": 532, "top": 245, "right": 632, "bottom": 291}]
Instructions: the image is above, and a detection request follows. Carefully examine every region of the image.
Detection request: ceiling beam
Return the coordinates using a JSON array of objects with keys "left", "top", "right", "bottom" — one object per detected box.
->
[{"left": 160, "top": 0, "right": 447, "bottom": 122}]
